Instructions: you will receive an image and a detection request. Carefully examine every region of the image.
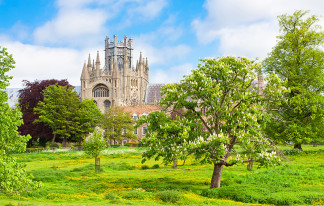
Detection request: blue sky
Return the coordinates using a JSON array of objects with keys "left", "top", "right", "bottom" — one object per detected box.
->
[{"left": 1, "top": 0, "right": 324, "bottom": 88}]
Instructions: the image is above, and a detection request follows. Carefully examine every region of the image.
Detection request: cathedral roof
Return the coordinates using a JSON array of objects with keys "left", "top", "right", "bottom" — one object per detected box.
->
[{"left": 145, "top": 83, "right": 166, "bottom": 104}]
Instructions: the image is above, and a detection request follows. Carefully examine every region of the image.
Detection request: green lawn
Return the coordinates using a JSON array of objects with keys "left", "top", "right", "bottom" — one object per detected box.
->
[{"left": 1, "top": 145, "right": 323, "bottom": 205}]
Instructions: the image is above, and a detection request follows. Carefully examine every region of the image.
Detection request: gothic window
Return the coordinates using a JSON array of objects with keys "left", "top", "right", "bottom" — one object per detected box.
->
[
  {"left": 93, "top": 85, "right": 109, "bottom": 97},
  {"left": 104, "top": 100, "right": 111, "bottom": 108},
  {"left": 134, "top": 128, "right": 137, "bottom": 134},
  {"left": 93, "top": 100, "right": 97, "bottom": 105}
]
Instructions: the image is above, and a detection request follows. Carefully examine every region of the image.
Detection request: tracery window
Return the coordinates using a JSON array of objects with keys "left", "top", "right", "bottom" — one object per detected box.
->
[{"left": 93, "top": 85, "right": 109, "bottom": 97}]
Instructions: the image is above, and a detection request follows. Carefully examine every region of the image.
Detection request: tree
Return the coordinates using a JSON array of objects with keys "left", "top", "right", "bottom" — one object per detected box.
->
[
  {"left": 100, "top": 106, "right": 137, "bottom": 144},
  {"left": 18, "top": 79, "right": 72, "bottom": 145},
  {"left": 0, "top": 46, "right": 41, "bottom": 195},
  {"left": 83, "top": 128, "right": 107, "bottom": 171},
  {"left": 73, "top": 99, "right": 103, "bottom": 144},
  {"left": 263, "top": 10, "right": 324, "bottom": 150},
  {"left": 159, "top": 57, "right": 284, "bottom": 188},
  {"left": 137, "top": 111, "right": 196, "bottom": 169},
  {"left": 34, "top": 84, "right": 102, "bottom": 146}
]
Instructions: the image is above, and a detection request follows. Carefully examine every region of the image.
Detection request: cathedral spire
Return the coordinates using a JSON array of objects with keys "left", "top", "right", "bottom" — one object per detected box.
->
[
  {"left": 87, "top": 53, "right": 91, "bottom": 68},
  {"left": 96, "top": 51, "right": 101, "bottom": 77},
  {"left": 139, "top": 52, "right": 143, "bottom": 64},
  {"left": 96, "top": 51, "right": 100, "bottom": 65},
  {"left": 81, "top": 61, "right": 89, "bottom": 80}
]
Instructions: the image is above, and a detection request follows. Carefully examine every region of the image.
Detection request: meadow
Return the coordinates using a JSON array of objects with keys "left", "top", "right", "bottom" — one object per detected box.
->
[{"left": 0, "top": 145, "right": 323, "bottom": 205}]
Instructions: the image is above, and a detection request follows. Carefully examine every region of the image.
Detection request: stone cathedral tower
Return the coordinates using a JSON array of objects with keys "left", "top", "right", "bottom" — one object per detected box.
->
[{"left": 80, "top": 35, "right": 149, "bottom": 112}]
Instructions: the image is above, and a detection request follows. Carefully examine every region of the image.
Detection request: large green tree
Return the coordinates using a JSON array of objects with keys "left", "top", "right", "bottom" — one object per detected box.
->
[
  {"left": 100, "top": 106, "right": 137, "bottom": 144},
  {"left": 263, "top": 10, "right": 324, "bottom": 150},
  {"left": 34, "top": 84, "right": 102, "bottom": 146},
  {"left": 159, "top": 57, "right": 284, "bottom": 188},
  {"left": 0, "top": 46, "right": 40, "bottom": 195}
]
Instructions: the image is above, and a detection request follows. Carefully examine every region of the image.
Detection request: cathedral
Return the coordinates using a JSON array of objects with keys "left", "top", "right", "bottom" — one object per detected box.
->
[{"left": 80, "top": 35, "right": 161, "bottom": 112}]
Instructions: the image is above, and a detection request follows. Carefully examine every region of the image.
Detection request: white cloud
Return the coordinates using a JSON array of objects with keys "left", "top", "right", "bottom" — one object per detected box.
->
[
  {"left": 193, "top": 0, "right": 324, "bottom": 60},
  {"left": 33, "top": 0, "right": 168, "bottom": 47},
  {"left": 133, "top": 40, "right": 191, "bottom": 65},
  {"left": 150, "top": 63, "right": 194, "bottom": 83},
  {"left": 2, "top": 40, "right": 100, "bottom": 88},
  {"left": 33, "top": 6, "right": 108, "bottom": 46},
  {"left": 128, "top": 0, "right": 167, "bottom": 20}
]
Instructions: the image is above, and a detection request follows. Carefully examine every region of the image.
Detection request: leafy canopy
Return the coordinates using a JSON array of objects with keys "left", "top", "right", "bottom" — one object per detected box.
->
[
  {"left": 0, "top": 46, "right": 41, "bottom": 195},
  {"left": 100, "top": 106, "right": 137, "bottom": 142},
  {"left": 34, "top": 84, "right": 102, "bottom": 145},
  {"left": 137, "top": 111, "right": 196, "bottom": 168},
  {"left": 83, "top": 128, "right": 107, "bottom": 159},
  {"left": 263, "top": 10, "right": 324, "bottom": 148},
  {"left": 18, "top": 79, "right": 72, "bottom": 143}
]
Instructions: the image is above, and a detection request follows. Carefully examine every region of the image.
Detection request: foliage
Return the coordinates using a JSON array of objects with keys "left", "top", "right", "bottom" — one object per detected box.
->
[
  {"left": 100, "top": 106, "right": 137, "bottom": 143},
  {"left": 83, "top": 128, "right": 107, "bottom": 159},
  {"left": 263, "top": 10, "right": 324, "bottom": 149},
  {"left": 156, "top": 190, "right": 182, "bottom": 203},
  {"left": 0, "top": 46, "right": 41, "bottom": 195},
  {"left": 159, "top": 56, "right": 285, "bottom": 188},
  {"left": 18, "top": 79, "right": 72, "bottom": 145},
  {"left": 34, "top": 84, "right": 102, "bottom": 145},
  {"left": 137, "top": 111, "right": 196, "bottom": 168}
]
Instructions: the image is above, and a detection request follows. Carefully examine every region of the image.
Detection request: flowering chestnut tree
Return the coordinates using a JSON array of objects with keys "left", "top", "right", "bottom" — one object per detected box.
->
[
  {"left": 159, "top": 56, "right": 284, "bottom": 188},
  {"left": 137, "top": 111, "right": 198, "bottom": 168}
]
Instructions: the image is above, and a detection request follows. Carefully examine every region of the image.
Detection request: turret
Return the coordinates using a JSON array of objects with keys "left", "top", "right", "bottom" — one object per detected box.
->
[
  {"left": 96, "top": 51, "right": 101, "bottom": 77},
  {"left": 87, "top": 54, "right": 91, "bottom": 68},
  {"left": 81, "top": 61, "right": 89, "bottom": 80},
  {"left": 139, "top": 52, "right": 143, "bottom": 65}
]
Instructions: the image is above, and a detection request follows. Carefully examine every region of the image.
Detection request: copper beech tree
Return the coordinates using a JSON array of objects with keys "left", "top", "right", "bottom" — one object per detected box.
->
[{"left": 158, "top": 56, "right": 285, "bottom": 188}]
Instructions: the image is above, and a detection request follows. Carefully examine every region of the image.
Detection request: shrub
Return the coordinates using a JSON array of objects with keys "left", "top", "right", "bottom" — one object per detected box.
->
[
  {"left": 122, "top": 191, "right": 146, "bottom": 200},
  {"left": 141, "top": 165, "right": 149, "bottom": 170},
  {"left": 151, "top": 164, "right": 160, "bottom": 169},
  {"left": 105, "top": 193, "right": 118, "bottom": 200},
  {"left": 156, "top": 190, "right": 182, "bottom": 203}
]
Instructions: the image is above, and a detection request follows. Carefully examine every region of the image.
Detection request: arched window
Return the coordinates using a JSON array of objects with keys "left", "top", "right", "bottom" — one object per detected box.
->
[
  {"left": 93, "top": 84, "right": 109, "bottom": 97},
  {"left": 104, "top": 100, "right": 111, "bottom": 108},
  {"left": 93, "top": 100, "right": 97, "bottom": 105}
]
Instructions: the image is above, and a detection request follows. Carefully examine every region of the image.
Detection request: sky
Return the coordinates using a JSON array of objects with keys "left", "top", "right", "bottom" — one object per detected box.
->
[{"left": 1, "top": 0, "right": 324, "bottom": 88}]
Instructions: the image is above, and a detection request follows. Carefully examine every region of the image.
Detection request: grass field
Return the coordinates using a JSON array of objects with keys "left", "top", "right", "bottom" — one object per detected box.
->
[{"left": 1, "top": 145, "right": 323, "bottom": 205}]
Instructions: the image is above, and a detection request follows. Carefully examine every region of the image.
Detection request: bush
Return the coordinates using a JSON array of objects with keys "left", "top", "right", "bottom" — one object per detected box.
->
[
  {"left": 156, "top": 190, "right": 182, "bottom": 203},
  {"left": 105, "top": 193, "right": 118, "bottom": 200},
  {"left": 122, "top": 191, "right": 146, "bottom": 200},
  {"left": 141, "top": 165, "right": 149, "bottom": 170},
  {"left": 151, "top": 164, "right": 160, "bottom": 169}
]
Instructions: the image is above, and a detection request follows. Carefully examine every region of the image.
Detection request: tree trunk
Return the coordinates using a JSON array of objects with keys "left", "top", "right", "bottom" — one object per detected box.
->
[
  {"left": 52, "top": 134, "right": 56, "bottom": 144},
  {"left": 95, "top": 157, "right": 100, "bottom": 172},
  {"left": 210, "top": 163, "right": 223, "bottom": 188},
  {"left": 63, "top": 137, "right": 67, "bottom": 147},
  {"left": 294, "top": 143, "right": 303, "bottom": 151},
  {"left": 172, "top": 158, "right": 178, "bottom": 169},
  {"left": 247, "top": 158, "right": 253, "bottom": 171}
]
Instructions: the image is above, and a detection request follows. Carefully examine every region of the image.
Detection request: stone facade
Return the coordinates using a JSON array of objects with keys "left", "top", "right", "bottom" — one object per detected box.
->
[{"left": 80, "top": 35, "right": 150, "bottom": 112}]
